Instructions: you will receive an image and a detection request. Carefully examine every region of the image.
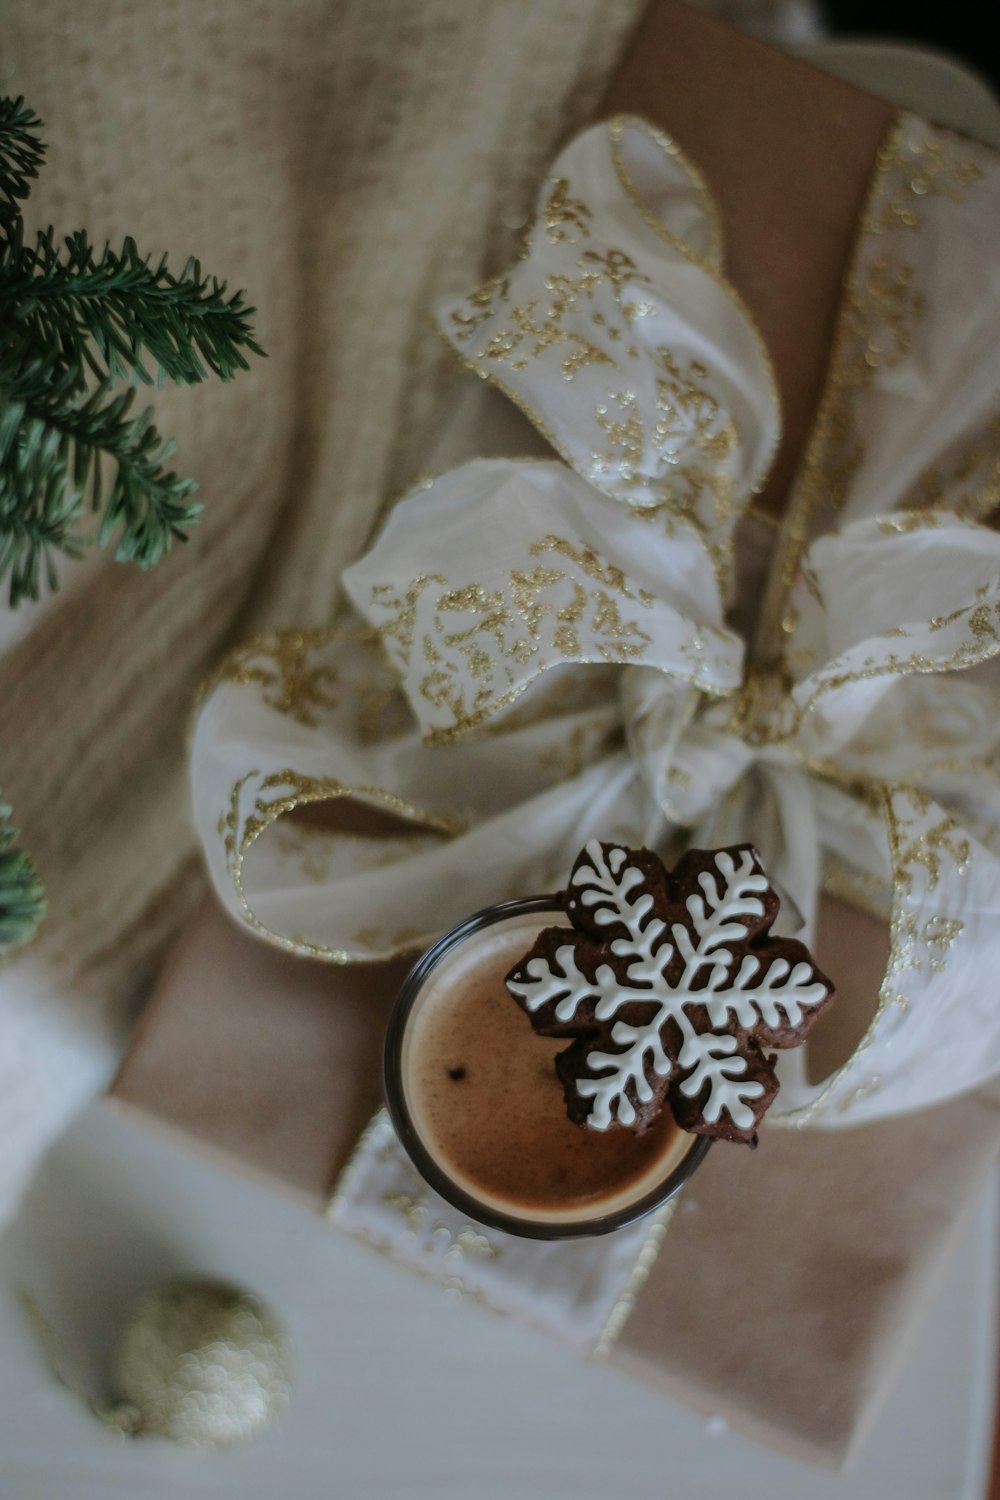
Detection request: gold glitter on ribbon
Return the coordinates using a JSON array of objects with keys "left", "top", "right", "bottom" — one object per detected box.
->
[{"left": 219, "top": 767, "right": 464, "bottom": 963}]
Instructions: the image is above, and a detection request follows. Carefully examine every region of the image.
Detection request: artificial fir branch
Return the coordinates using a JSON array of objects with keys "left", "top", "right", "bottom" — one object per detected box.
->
[
  {"left": 0, "top": 227, "right": 264, "bottom": 390},
  {"left": 0, "top": 95, "right": 263, "bottom": 950},
  {"left": 0, "top": 95, "right": 263, "bottom": 607},
  {"left": 0, "top": 799, "right": 46, "bottom": 952},
  {"left": 0, "top": 98, "right": 46, "bottom": 229},
  {"left": 0, "top": 373, "right": 201, "bottom": 602}
]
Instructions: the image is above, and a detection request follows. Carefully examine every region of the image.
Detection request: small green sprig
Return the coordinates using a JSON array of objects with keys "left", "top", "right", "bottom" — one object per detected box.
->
[
  {"left": 2, "top": 225, "right": 262, "bottom": 389},
  {"left": 0, "top": 96, "right": 46, "bottom": 229},
  {"left": 0, "top": 95, "right": 264, "bottom": 954},
  {"left": 0, "top": 798, "right": 45, "bottom": 952},
  {"left": 0, "top": 95, "right": 264, "bottom": 606}
]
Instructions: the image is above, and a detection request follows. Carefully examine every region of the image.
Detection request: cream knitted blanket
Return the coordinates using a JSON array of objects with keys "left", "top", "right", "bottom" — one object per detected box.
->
[{"left": 0, "top": 0, "right": 648, "bottom": 1223}]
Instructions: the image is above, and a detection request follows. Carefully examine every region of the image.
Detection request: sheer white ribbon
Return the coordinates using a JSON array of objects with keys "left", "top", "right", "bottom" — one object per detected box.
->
[{"left": 192, "top": 112, "right": 1000, "bottom": 1130}]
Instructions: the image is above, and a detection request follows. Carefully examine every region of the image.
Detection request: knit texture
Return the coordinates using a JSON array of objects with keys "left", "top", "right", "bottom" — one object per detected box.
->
[{"left": 0, "top": 0, "right": 644, "bottom": 1222}]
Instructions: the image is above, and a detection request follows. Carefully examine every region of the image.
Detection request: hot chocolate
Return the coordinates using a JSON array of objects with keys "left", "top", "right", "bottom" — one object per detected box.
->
[{"left": 392, "top": 904, "right": 700, "bottom": 1233}]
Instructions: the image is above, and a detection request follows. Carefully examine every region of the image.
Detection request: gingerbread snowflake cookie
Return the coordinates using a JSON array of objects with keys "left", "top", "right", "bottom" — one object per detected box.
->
[{"left": 506, "top": 840, "right": 834, "bottom": 1146}]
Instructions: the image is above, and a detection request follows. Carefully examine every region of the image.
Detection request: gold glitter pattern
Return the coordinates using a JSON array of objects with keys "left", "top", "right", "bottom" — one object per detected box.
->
[
  {"left": 190, "top": 620, "right": 408, "bottom": 747},
  {"left": 327, "top": 1112, "right": 514, "bottom": 1319},
  {"left": 380, "top": 1186, "right": 501, "bottom": 1260},
  {"left": 591, "top": 1198, "right": 677, "bottom": 1357},
  {"left": 448, "top": 238, "right": 650, "bottom": 379},
  {"left": 363, "top": 527, "right": 668, "bottom": 739},
  {"left": 114, "top": 1280, "right": 291, "bottom": 1448},
  {"left": 873, "top": 131, "right": 985, "bottom": 231},
  {"left": 202, "top": 629, "right": 338, "bottom": 727},
  {"left": 606, "top": 117, "right": 779, "bottom": 459},
  {"left": 328, "top": 1110, "right": 680, "bottom": 1357},
  {"left": 878, "top": 786, "right": 971, "bottom": 1017},
  {"left": 606, "top": 117, "right": 724, "bottom": 269},
  {"left": 592, "top": 353, "right": 739, "bottom": 587},
  {"left": 775, "top": 785, "right": 974, "bottom": 1126},
  {"left": 360, "top": 504, "right": 746, "bottom": 745},
  {"left": 765, "top": 593, "right": 1000, "bottom": 744},
  {"left": 753, "top": 114, "right": 989, "bottom": 675},
  {"left": 542, "top": 176, "right": 594, "bottom": 244},
  {"left": 884, "top": 785, "right": 971, "bottom": 897},
  {"left": 907, "top": 408, "right": 1000, "bottom": 524},
  {"left": 475, "top": 266, "right": 620, "bottom": 381},
  {"left": 435, "top": 114, "right": 781, "bottom": 605},
  {"left": 219, "top": 768, "right": 463, "bottom": 962}
]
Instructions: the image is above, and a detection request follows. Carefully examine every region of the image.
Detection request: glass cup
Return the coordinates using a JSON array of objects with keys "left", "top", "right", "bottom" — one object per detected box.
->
[{"left": 383, "top": 895, "right": 710, "bottom": 1240}]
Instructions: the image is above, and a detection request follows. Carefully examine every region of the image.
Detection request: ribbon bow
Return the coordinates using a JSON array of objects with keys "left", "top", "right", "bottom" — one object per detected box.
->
[{"left": 192, "top": 114, "right": 1000, "bottom": 1128}]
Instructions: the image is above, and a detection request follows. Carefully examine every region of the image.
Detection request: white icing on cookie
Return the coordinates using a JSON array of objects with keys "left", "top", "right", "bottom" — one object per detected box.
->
[{"left": 508, "top": 842, "right": 828, "bottom": 1133}]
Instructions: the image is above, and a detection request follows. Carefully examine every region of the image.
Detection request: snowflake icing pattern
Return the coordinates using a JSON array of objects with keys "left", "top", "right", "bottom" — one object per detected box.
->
[{"left": 506, "top": 840, "right": 833, "bottom": 1144}]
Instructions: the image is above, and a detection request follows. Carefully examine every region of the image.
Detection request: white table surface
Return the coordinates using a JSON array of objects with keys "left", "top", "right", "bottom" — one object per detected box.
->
[{"left": 0, "top": 1102, "right": 995, "bottom": 1500}]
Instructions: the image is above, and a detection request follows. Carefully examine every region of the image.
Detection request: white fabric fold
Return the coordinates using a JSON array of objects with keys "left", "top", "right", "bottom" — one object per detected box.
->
[
  {"left": 834, "top": 122, "right": 1000, "bottom": 531},
  {"left": 343, "top": 458, "right": 742, "bottom": 742},
  {"left": 436, "top": 117, "right": 780, "bottom": 527},
  {"left": 191, "top": 628, "right": 648, "bottom": 962}
]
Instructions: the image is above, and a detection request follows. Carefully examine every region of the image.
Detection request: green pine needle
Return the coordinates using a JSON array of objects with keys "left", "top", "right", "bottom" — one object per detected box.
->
[
  {"left": 0, "top": 94, "right": 263, "bottom": 606},
  {"left": 0, "top": 366, "right": 201, "bottom": 603},
  {"left": 0, "top": 225, "right": 264, "bottom": 390},
  {"left": 0, "top": 97, "right": 46, "bottom": 229},
  {"left": 0, "top": 799, "right": 46, "bottom": 952}
]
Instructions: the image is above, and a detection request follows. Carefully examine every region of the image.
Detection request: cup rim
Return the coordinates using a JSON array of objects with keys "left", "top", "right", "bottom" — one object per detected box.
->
[{"left": 382, "top": 894, "right": 711, "bottom": 1240}]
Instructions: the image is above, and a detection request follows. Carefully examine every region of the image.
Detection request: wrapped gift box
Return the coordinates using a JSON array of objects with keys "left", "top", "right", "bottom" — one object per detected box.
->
[{"left": 110, "top": 1, "right": 1000, "bottom": 1468}]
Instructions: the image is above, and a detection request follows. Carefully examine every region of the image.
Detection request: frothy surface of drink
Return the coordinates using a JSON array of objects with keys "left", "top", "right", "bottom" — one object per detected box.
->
[{"left": 403, "top": 912, "right": 690, "bottom": 1225}]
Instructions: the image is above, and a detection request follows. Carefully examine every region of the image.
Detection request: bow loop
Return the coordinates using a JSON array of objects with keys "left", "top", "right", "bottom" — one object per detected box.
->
[
  {"left": 437, "top": 118, "right": 780, "bottom": 556},
  {"left": 343, "top": 120, "right": 784, "bottom": 745},
  {"left": 771, "top": 513, "right": 1000, "bottom": 774}
]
